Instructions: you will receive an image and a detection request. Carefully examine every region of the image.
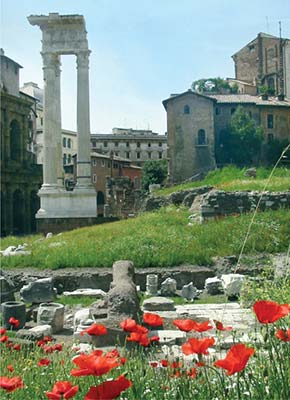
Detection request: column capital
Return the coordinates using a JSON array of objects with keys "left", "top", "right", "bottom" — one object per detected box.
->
[
  {"left": 76, "top": 50, "right": 90, "bottom": 69},
  {"left": 41, "top": 52, "right": 61, "bottom": 75}
]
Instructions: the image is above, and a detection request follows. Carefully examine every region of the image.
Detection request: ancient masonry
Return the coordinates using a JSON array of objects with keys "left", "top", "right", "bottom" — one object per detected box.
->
[{"left": 28, "top": 13, "right": 97, "bottom": 232}]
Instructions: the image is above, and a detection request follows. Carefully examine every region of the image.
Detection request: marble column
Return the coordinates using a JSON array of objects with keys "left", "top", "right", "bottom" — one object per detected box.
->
[
  {"left": 75, "top": 50, "right": 93, "bottom": 189},
  {"left": 55, "top": 56, "right": 64, "bottom": 188},
  {"left": 40, "top": 52, "right": 61, "bottom": 191}
]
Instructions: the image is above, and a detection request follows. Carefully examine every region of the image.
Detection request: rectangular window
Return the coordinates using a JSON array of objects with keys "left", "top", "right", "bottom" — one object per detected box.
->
[
  {"left": 148, "top": 143, "right": 151, "bottom": 147},
  {"left": 137, "top": 152, "right": 140, "bottom": 159},
  {"left": 92, "top": 159, "right": 96, "bottom": 166},
  {"left": 115, "top": 152, "right": 119, "bottom": 156},
  {"left": 93, "top": 174, "right": 97, "bottom": 183},
  {"left": 101, "top": 160, "right": 105, "bottom": 167},
  {"left": 104, "top": 141, "right": 108, "bottom": 147},
  {"left": 92, "top": 140, "right": 97, "bottom": 148},
  {"left": 126, "top": 152, "right": 130, "bottom": 159},
  {"left": 126, "top": 142, "right": 130, "bottom": 147},
  {"left": 159, "top": 152, "right": 162, "bottom": 159},
  {"left": 137, "top": 142, "right": 141, "bottom": 148},
  {"left": 115, "top": 142, "right": 119, "bottom": 147},
  {"left": 215, "top": 108, "right": 220, "bottom": 115},
  {"left": 267, "top": 114, "right": 274, "bottom": 129},
  {"left": 158, "top": 142, "right": 162, "bottom": 147},
  {"left": 148, "top": 152, "right": 151, "bottom": 159}
]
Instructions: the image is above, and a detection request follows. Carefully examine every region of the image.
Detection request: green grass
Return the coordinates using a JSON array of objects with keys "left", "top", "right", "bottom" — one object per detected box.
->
[
  {"left": 1, "top": 208, "right": 289, "bottom": 270},
  {"left": 154, "top": 166, "right": 290, "bottom": 196}
]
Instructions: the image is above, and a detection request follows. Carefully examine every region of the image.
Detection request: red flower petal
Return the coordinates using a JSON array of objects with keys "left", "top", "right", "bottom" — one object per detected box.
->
[
  {"left": 71, "top": 353, "right": 120, "bottom": 377},
  {"left": 143, "top": 312, "right": 163, "bottom": 327},
  {"left": 120, "top": 319, "right": 137, "bottom": 332},
  {"left": 38, "top": 358, "right": 51, "bottom": 367},
  {"left": 0, "top": 328, "right": 6, "bottom": 335},
  {"left": 275, "top": 328, "right": 290, "bottom": 342},
  {"left": 80, "top": 323, "right": 107, "bottom": 336},
  {"left": 214, "top": 320, "right": 233, "bottom": 331},
  {"left": 0, "top": 376, "right": 23, "bottom": 392},
  {"left": 182, "top": 337, "right": 215, "bottom": 355},
  {"left": 8, "top": 317, "right": 20, "bottom": 328},
  {"left": 253, "top": 300, "right": 290, "bottom": 324},
  {"left": 214, "top": 343, "right": 255, "bottom": 375},
  {"left": 84, "top": 375, "right": 132, "bottom": 400},
  {"left": 173, "top": 319, "right": 196, "bottom": 332}
]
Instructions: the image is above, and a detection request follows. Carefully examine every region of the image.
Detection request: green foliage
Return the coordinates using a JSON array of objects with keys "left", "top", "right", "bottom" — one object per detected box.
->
[
  {"left": 192, "top": 77, "right": 238, "bottom": 94},
  {"left": 217, "top": 106, "right": 263, "bottom": 165},
  {"left": 258, "top": 85, "right": 276, "bottom": 96},
  {"left": 1, "top": 208, "right": 289, "bottom": 270},
  {"left": 155, "top": 166, "right": 290, "bottom": 196},
  {"left": 265, "top": 139, "right": 290, "bottom": 166},
  {"left": 141, "top": 159, "right": 168, "bottom": 191}
]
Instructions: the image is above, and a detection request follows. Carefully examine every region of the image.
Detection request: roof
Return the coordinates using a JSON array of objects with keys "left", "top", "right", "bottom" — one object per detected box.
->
[
  {"left": 91, "top": 151, "right": 132, "bottom": 163},
  {"left": 207, "top": 94, "right": 290, "bottom": 107},
  {"left": 0, "top": 50, "right": 23, "bottom": 69},
  {"left": 232, "top": 32, "right": 289, "bottom": 57},
  {"left": 90, "top": 133, "right": 167, "bottom": 140},
  {"left": 162, "top": 89, "right": 216, "bottom": 109}
]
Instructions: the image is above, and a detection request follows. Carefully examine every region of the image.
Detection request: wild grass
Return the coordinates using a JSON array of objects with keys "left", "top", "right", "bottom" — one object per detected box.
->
[
  {"left": 154, "top": 166, "right": 290, "bottom": 196},
  {"left": 1, "top": 208, "right": 289, "bottom": 270}
]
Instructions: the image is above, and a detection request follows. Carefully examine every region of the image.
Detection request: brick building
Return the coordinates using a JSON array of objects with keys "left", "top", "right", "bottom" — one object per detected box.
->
[
  {"left": 232, "top": 32, "right": 290, "bottom": 98},
  {"left": 74, "top": 152, "right": 142, "bottom": 216},
  {"left": 162, "top": 90, "right": 216, "bottom": 183}
]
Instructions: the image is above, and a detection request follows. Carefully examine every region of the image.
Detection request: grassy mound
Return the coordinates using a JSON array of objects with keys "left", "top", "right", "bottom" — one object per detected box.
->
[
  {"left": 154, "top": 166, "right": 290, "bottom": 196},
  {"left": 1, "top": 208, "right": 289, "bottom": 270}
]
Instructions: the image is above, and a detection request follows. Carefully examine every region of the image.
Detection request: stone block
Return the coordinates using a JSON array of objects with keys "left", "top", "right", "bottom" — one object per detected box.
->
[
  {"left": 16, "top": 325, "right": 52, "bottom": 341},
  {"left": 20, "top": 277, "right": 57, "bottom": 303},
  {"left": 143, "top": 297, "right": 176, "bottom": 311},
  {"left": 37, "top": 303, "right": 64, "bottom": 333},
  {"left": 160, "top": 277, "right": 177, "bottom": 296},
  {"left": 205, "top": 277, "right": 223, "bottom": 295}
]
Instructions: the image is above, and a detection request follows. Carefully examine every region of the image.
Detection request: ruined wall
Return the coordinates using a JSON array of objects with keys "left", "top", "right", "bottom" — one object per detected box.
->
[
  {"left": 201, "top": 190, "right": 290, "bottom": 218},
  {"left": 104, "top": 176, "right": 143, "bottom": 218}
]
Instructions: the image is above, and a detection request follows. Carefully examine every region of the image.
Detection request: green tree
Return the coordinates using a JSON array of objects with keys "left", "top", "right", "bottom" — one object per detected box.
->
[
  {"left": 217, "top": 107, "right": 263, "bottom": 165},
  {"left": 141, "top": 160, "right": 168, "bottom": 191},
  {"left": 192, "top": 77, "right": 238, "bottom": 94}
]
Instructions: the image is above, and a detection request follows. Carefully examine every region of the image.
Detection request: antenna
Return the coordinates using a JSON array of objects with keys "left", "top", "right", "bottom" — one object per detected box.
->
[{"left": 279, "top": 20, "right": 282, "bottom": 38}]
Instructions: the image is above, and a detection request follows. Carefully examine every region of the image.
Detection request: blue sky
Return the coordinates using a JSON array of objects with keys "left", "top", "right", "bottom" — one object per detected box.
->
[{"left": 1, "top": 0, "right": 290, "bottom": 134}]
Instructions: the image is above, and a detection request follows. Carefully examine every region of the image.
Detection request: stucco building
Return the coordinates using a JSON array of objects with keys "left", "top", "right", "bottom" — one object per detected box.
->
[
  {"left": 232, "top": 32, "right": 290, "bottom": 98},
  {"left": 1, "top": 50, "right": 42, "bottom": 236},
  {"left": 91, "top": 128, "right": 167, "bottom": 167},
  {"left": 162, "top": 90, "right": 216, "bottom": 183}
]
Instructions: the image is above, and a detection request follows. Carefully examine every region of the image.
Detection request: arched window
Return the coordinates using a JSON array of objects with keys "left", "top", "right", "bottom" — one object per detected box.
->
[
  {"left": 63, "top": 137, "right": 66, "bottom": 147},
  {"left": 63, "top": 154, "right": 67, "bottom": 165},
  {"left": 67, "top": 138, "right": 71, "bottom": 148},
  {"left": 68, "top": 154, "right": 72, "bottom": 164},
  {"left": 197, "top": 129, "right": 206, "bottom": 145},
  {"left": 10, "top": 119, "right": 21, "bottom": 161},
  {"left": 267, "top": 77, "right": 275, "bottom": 90},
  {"left": 184, "top": 105, "right": 190, "bottom": 114}
]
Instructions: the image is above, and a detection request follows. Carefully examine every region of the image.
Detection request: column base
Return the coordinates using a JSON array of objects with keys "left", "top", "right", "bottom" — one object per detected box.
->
[{"left": 36, "top": 187, "right": 97, "bottom": 219}]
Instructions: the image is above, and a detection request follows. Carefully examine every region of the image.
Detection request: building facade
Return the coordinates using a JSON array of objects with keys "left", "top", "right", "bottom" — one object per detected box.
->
[
  {"left": 162, "top": 90, "right": 216, "bottom": 183},
  {"left": 90, "top": 128, "right": 167, "bottom": 167},
  {"left": 1, "top": 50, "right": 42, "bottom": 236},
  {"left": 232, "top": 32, "right": 290, "bottom": 98}
]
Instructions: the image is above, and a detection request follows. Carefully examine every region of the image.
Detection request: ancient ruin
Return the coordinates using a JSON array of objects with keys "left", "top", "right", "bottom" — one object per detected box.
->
[{"left": 28, "top": 13, "right": 96, "bottom": 231}]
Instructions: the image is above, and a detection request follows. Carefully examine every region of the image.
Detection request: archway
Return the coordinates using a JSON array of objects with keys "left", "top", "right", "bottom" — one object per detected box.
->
[{"left": 97, "top": 191, "right": 105, "bottom": 217}]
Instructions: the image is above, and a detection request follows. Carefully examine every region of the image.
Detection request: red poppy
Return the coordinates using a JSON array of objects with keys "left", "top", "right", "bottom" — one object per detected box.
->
[
  {"left": 13, "top": 344, "right": 21, "bottom": 351},
  {"left": 0, "top": 328, "right": 6, "bottom": 335},
  {"left": 38, "top": 358, "right": 51, "bottom": 367},
  {"left": 187, "top": 367, "right": 197, "bottom": 379},
  {"left": 160, "top": 359, "right": 168, "bottom": 367},
  {"left": 149, "top": 335, "right": 160, "bottom": 343},
  {"left": 214, "top": 343, "right": 255, "bottom": 375},
  {"left": 37, "top": 336, "right": 52, "bottom": 347},
  {"left": 120, "top": 319, "right": 137, "bottom": 332},
  {"left": 275, "top": 328, "right": 290, "bottom": 342},
  {"left": 191, "top": 320, "right": 213, "bottom": 333},
  {"left": 43, "top": 344, "right": 63, "bottom": 353},
  {"left": 0, "top": 376, "right": 23, "bottom": 392},
  {"left": 173, "top": 319, "right": 196, "bottom": 332},
  {"left": 80, "top": 323, "right": 107, "bottom": 336},
  {"left": 253, "top": 300, "right": 290, "bottom": 324},
  {"left": 7, "top": 365, "right": 14, "bottom": 373},
  {"left": 46, "top": 381, "right": 79, "bottom": 399},
  {"left": 8, "top": 317, "right": 20, "bottom": 329},
  {"left": 126, "top": 332, "right": 150, "bottom": 347},
  {"left": 133, "top": 324, "right": 148, "bottom": 334},
  {"left": 143, "top": 312, "right": 163, "bottom": 327},
  {"left": 71, "top": 353, "right": 120, "bottom": 377},
  {"left": 0, "top": 335, "right": 8, "bottom": 343},
  {"left": 182, "top": 337, "right": 215, "bottom": 355},
  {"left": 150, "top": 362, "right": 159, "bottom": 368},
  {"left": 213, "top": 320, "right": 233, "bottom": 331},
  {"left": 84, "top": 375, "right": 132, "bottom": 400}
]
